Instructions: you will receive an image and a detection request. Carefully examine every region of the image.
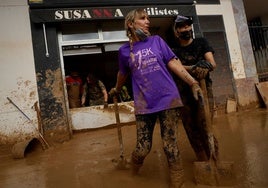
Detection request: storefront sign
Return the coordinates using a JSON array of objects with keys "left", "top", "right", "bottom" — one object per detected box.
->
[
  {"left": 54, "top": 7, "right": 179, "bottom": 20},
  {"left": 30, "top": 5, "right": 195, "bottom": 23}
]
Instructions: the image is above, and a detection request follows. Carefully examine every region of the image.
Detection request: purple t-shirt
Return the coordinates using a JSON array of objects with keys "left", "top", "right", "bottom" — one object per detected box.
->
[{"left": 118, "top": 35, "right": 183, "bottom": 114}]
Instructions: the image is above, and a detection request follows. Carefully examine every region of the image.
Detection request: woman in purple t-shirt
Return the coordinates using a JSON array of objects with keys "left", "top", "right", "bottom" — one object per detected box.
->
[{"left": 109, "top": 9, "right": 202, "bottom": 188}]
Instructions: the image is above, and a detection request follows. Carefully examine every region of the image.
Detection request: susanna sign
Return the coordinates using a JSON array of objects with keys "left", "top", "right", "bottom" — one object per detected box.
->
[{"left": 30, "top": 5, "right": 195, "bottom": 23}]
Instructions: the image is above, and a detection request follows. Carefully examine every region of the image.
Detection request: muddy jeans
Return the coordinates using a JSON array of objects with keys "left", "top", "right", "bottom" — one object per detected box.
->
[
  {"left": 131, "top": 108, "right": 182, "bottom": 167},
  {"left": 176, "top": 79, "right": 219, "bottom": 160}
]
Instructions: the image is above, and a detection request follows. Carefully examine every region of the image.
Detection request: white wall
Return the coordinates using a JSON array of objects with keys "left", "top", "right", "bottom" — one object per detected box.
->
[
  {"left": 0, "top": 1, "right": 39, "bottom": 144},
  {"left": 195, "top": 1, "right": 246, "bottom": 80}
]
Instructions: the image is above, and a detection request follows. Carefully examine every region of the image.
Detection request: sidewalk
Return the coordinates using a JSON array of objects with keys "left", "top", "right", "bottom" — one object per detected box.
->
[{"left": 0, "top": 108, "right": 267, "bottom": 188}]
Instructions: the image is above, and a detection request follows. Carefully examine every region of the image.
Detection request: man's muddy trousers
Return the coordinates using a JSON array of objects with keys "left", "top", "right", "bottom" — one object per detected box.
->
[{"left": 178, "top": 80, "right": 219, "bottom": 160}]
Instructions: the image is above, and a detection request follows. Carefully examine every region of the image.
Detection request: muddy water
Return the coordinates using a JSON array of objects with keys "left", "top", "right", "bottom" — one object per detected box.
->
[{"left": 0, "top": 108, "right": 267, "bottom": 188}]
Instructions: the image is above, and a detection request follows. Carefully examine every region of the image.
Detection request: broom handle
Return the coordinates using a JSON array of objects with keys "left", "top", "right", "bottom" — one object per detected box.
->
[
  {"left": 199, "top": 79, "right": 216, "bottom": 160},
  {"left": 113, "top": 96, "right": 124, "bottom": 158},
  {"left": 7, "top": 97, "right": 50, "bottom": 148}
]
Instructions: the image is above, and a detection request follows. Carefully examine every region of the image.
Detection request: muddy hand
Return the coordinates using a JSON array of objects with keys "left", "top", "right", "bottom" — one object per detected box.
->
[
  {"left": 191, "top": 83, "right": 203, "bottom": 100},
  {"left": 109, "top": 88, "right": 120, "bottom": 97},
  {"left": 191, "top": 67, "right": 210, "bottom": 80}
]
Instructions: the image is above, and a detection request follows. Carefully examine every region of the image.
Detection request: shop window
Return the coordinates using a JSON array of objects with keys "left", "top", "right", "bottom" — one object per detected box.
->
[
  {"left": 102, "top": 30, "right": 126, "bottom": 41},
  {"left": 101, "top": 21, "right": 128, "bottom": 41},
  {"left": 61, "top": 24, "right": 99, "bottom": 41},
  {"left": 60, "top": 21, "right": 128, "bottom": 45}
]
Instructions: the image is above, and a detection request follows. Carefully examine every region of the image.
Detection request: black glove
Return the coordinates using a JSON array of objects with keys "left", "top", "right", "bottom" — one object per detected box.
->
[
  {"left": 191, "top": 67, "right": 210, "bottom": 80},
  {"left": 191, "top": 60, "right": 213, "bottom": 80},
  {"left": 192, "top": 60, "right": 213, "bottom": 71},
  {"left": 191, "top": 83, "right": 203, "bottom": 100}
]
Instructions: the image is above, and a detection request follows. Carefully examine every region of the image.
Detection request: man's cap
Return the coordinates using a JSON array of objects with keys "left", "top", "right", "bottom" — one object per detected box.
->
[{"left": 174, "top": 15, "right": 193, "bottom": 28}]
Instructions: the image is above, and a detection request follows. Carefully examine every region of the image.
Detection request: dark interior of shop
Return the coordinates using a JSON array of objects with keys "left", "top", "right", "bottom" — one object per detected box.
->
[{"left": 63, "top": 51, "right": 129, "bottom": 100}]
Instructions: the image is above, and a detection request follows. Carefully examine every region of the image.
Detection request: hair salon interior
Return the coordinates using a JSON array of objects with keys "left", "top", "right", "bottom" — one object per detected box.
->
[{"left": 0, "top": 0, "right": 267, "bottom": 146}]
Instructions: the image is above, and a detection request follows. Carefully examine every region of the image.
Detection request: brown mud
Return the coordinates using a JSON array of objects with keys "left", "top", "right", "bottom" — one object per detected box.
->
[{"left": 0, "top": 108, "right": 267, "bottom": 188}]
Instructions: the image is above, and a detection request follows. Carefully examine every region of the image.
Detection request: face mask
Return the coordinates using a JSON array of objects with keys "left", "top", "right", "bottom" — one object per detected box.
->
[
  {"left": 135, "top": 28, "right": 148, "bottom": 41},
  {"left": 178, "top": 30, "right": 193, "bottom": 40}
]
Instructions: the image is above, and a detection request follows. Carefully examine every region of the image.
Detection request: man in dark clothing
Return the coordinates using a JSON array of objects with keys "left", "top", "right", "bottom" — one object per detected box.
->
[
  {"left": 81, "top": 73, "right": 108, "bottom": 108},
  {"left": 171, "top": 15, "right": 219, "bottom": 161}
]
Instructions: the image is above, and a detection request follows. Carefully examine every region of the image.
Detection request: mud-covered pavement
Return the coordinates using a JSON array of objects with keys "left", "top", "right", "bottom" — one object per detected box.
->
[{"left": 0, "top": 108, "right": 267, "bottom": 188}]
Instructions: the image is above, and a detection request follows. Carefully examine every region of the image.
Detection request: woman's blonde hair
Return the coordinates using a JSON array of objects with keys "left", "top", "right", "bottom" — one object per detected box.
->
[
  {"left": 124, "top": 9, "right": 147, "bottom": 62},
  {"left": 124, "top": 9, "right": 146, "bottom": 37}
]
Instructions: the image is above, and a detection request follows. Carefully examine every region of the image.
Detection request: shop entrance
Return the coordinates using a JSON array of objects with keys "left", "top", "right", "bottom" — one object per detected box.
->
[{"left": 57, "top": 17, "right": 175, "bottom": 130}]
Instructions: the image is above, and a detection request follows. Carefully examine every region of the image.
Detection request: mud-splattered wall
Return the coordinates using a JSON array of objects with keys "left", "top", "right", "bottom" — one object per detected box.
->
[
  {"left": 0, "top": 2, "right": 40, "bottom": 145},
  {"left": 31, "top": 22, "right": 72, "bottom": 143}
]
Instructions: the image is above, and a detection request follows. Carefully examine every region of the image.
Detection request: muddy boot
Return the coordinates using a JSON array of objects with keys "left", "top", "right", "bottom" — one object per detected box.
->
[
  {"left": 169, "top": 162, "right": 185, "bottom": 188},
  {"left": 131, "top": 153, "right": 144, "bottom": 176},
  {"left": 131, "top": 162, "right": 142, "bottom": 175}
]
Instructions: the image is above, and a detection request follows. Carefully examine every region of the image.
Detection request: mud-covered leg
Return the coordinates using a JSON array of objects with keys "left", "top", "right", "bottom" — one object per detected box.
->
[
  {"left": 131, "top": 152, "right": 144, "bottom": 175},
  {"left": 131, "top": 113, "right": 157, "bottom": 175},
  {"left": 180, "top": 104, "right": 208, "bottom": 161},
  {"left": 159, "top": 108, "right": 185, "bottom": 188},
  {"left": 169, "top": 160, "right": 185, "bottom": 188}
]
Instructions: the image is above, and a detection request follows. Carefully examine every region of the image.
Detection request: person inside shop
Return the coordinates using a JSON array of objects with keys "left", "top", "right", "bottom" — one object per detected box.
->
[
  {"left": 171, "top": 15, "right": 219, "bottom": 161},
  {"left": 109, "top": 8, "right": 203, "bottom": 188},
  {"left": 65, "top": 71, "right": 83, "bottom": 108},
  {"left": 119, "top": 85, "right": 132, "bottom": 102},
  {"left": 81, "top": 73, "right": 108, "bottom": 108}
]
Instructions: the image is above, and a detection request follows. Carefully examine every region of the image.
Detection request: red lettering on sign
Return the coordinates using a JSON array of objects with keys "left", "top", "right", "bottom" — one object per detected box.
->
[
  {"left": 103, "top": 9, "right": 113, "bottom": 17},
  {"left": 92, "top": 9, "right": 113, "bottom": 18}
]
